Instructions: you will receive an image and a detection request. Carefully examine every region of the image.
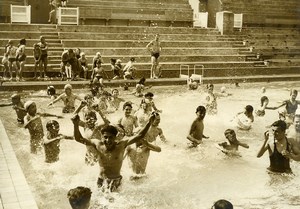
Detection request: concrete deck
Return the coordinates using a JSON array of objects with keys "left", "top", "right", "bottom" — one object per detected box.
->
[
  {"left": 1, "top": 74, "right": 300, "bottom": 91},
  {"left": 0, "top": 120, "right": 38, "bottom": 209}
]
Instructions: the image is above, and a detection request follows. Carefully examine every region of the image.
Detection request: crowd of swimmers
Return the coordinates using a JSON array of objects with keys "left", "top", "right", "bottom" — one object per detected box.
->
[{"left": 1, "top": 80, "right": 300, "bottom": 208}]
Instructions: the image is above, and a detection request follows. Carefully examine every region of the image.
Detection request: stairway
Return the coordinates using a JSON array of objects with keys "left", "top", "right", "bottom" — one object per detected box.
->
[{"left": 38, "top": 25, "right": 63, "bottom": 75}]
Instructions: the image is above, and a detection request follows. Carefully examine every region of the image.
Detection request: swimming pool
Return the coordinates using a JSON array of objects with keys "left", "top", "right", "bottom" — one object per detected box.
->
[{"left": 0, "top": 81, "right": 299, "bottom": 209}]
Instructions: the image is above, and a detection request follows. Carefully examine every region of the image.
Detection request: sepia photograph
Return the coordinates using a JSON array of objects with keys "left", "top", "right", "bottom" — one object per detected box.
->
[{"left": 0, "top": 0, "right": 299, "bottom": 208}]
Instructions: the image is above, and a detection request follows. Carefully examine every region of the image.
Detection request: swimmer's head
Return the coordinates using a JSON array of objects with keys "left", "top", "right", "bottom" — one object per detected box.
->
[
  {"left": 271, "top": 120, "right": 287, "bottom": 132},
  {"left": 224, "top": 129, "right": 236, "bottom": 143},
  {"left": 47, "top": 86, "right": 56, "bottom": 96},
  {"left": 123, "top": 102, "right": 133, "bottom": 116},
  {"left": 67, "top": 186, "right": 92, "bottom": 209},
  {"left": 46, "top": 120, "right": 59, "bottom": 132},
  {"left": 260, "top": 96, "right": 269, "bottom": 106},
  {"left": 24, "top": 101, "right": 37, "bottom": 116},
  {"left": 212, "top": 199, "right": 233, "bottom": 209},
  {"left": 196, "top": 105, "right": 206, "bottom": 119},
  {"left": 220, "top": 86, "right": 226, "bottom": 93},
  {"left": 111, "top": 89, "right": 119, "bottom": 97},
  {"left": 138, "top": 77, "right": 146, "bottom": 85},
  {"left": 261, "top": 87, "right": 266, "bottom": 93},
  {"left": 64, "top": 84, "right": 72, "bottom": 95},
  {"left": 11, "top": 94, "right": 21, "bottom": 103},
  {"left": 84, "top": 110, "right": 97, "bottom": 128},
  {"left": 245, "top": 105, "right": 254, "bottom": 113},
  {"left": 290, "top": 89, "right": 298, "bottom": 101},
  {"left": 144, "top": 92, "right": 154, "bottom": 99}
]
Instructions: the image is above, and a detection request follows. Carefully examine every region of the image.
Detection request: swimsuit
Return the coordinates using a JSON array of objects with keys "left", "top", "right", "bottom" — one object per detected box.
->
[
  {"left": 97, "top": 176, "right": 122, "bottom": 192},
  {"left": 268, "top": 138, "right": 292, "bottom": 173},
  {"left": 151, "top": 52, "right": 160, "bottom": 59}
]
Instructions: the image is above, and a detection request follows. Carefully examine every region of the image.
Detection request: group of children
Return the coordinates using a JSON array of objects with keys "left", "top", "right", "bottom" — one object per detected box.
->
[{"left": 1, "top": 81, "right": 300, "bottom": 205}]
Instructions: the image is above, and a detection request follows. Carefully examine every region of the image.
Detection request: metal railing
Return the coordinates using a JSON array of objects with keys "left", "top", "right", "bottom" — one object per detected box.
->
[{"left": 179, "top": 64, "right": 204, "bottom": 84}]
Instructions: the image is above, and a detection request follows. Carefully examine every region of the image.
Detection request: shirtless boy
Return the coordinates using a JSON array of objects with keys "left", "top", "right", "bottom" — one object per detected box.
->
[
  {"left": 218, "top": 129, "right": 249, "bottom": 151},
  {"left": 71, "top": 113, "right": 155, "bottom": 192},
  {"left": 187, "top": 106, "right": 209, "bottom": 147},
  {"left": 127, "top": 112, "right": 165, "bottom": 177}
]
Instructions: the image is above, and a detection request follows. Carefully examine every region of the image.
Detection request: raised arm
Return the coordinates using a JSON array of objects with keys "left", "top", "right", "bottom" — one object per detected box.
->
[
  {"left": 48, "top": 94, "right": 63, "bottom": 106},
  {"left": 126, "top": 113, "right": 155, "bottom": 146},
  {"left": 71, "top": 114, "right": 95, "bottom": 146},
  {"left": 257, "top": 131, "right": 271, "bottom": 157},
  {"left": 141, "top": 139, "right": 161, "bottom": 152},
  {"left": 238, "top": 141, "right": 249, "bottom": 149}
]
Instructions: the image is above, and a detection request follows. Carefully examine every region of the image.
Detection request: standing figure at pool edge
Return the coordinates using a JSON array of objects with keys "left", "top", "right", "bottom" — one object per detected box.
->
[{"left": 146, "top": 34, "right": 162, "bottom": 79}]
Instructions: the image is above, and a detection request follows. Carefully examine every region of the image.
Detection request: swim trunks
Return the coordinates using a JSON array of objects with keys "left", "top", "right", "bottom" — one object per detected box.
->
[{"left": 97, "top": 176, "right": 122, "bottom": 192}]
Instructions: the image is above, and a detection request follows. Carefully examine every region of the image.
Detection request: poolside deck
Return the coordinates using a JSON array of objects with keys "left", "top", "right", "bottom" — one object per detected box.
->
[
  {"left": 0, "top": 120, "right": 38, "bottom": 209},
  {"left": 1, "top": 74, "right": 300, "bottom": 91}
]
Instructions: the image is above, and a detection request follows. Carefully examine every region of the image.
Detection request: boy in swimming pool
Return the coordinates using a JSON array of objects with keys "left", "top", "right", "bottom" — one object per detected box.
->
[
  {"left": 235, "top": 105, "right": 254, "bottom": 130},
  {"left": 0, "top": 94, "right": 27, "bottom": 124},
  {"left": 68, "top": 186, "right": 92, "bottom": 209},
  {"left": 218, "top": 129, "right": 249, "bottom": 151},
  {"left": 48, "top": 84, "right": 82, "bottom": 113},
  {"left": 127, "top": 112, "right": 164, "bottom": 177},
  {"left": 187, "top": 106, "right": 209, "bottom": 147},
  {"left": 71, "top": 112, "right": 155, "bottom": 192},
  {"left": 43, "top": 120, "right": 73, "bottom": 163}
]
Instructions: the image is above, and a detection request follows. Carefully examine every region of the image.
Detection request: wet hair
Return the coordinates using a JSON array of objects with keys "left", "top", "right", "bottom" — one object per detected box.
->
[
  {"left": 83, "top": 110, "right": 97, "bottom": 119},
  {"left": 11, "top": 93, "right": 21, "bottom": 100},
  {"left": 112, "top": 89, "right": 119, "bottom": 94},
  {"left": 212, "top": 199, "right": 233, "bottom": 209},
  {"left": 19, "top": 38, "right": 26, "bottom": 45},
  {"left": 101, "top": 125, "right": 118, "bottom": 136},
  {"left": 207, "top": 83, "right": 214, "bottom": 89},
  {"left": 224, "top": 129, "right": 235, "bottom": 136},
  {"left": 196, "top": 105, "right": 206, "bottom": 113},
  {"left": 144, "top": 92, "right": 154, "bottom": 98},
  {"left": 64, "top": 84, "right": 72, "bottom": 90},
  {"left": 40, "top": 36, "right": 45, "bottom": 41},
  {"left": 46, "top": 120, "right": 59, "bottom": 131},
  {"left": 260, "top": 96, "right": 269, "bottom": 106},
  {"left": 90, "top": 86, "right": 99, "bottom": 96},
  {"left": 138, "top": 77, "right": 146, "bottom": 85},
  {"left": 123, "top": 101, "right": 133, "bottom": 110},
  {"left": 271, "top": 120, "right": 287, "bottom": 131},
  {"left": 47, "top": 86, "right": 56, "bottom": 96},
  {"left": 290, "top": 89, "right": 298, "bottom": 96},
  {"left": 245, "top": 105, "right": 253, "bottom": 113},
  {"left": 67, "top": 186, "right": 92, "bottom": 209},
  {"left": 84, "top": 93, "right": 93, "bottom": 100},
  {"left": 110, "top": 58, "right": 116, "bottom": 64}
]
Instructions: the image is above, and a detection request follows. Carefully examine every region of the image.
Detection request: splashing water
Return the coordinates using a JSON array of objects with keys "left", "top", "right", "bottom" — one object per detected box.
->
[{"left": 0, "top": 82, "right": 300, "bottom": 209}]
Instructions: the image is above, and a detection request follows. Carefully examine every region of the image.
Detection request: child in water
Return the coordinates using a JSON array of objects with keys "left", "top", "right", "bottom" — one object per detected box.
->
[
  {"left": 234, "top": 105, "right": 254, "bottom": 130},
  {"left": 43, "top": 120, "right": 73, "bottom": 163},
  {"left": 218, "top": 129, "right": 249, "bottom": 152},
  {"left": 0, "top": 94, "right": 27, "bottom": 124},
  {"left": 48, "top": 84, "right": 82, "bottom": 113},
  {"left": 187, "top": 106, "right": 209, "bottom": 148}
]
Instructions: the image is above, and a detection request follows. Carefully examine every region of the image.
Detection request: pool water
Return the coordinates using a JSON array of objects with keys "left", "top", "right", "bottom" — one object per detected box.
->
[{"left": 0, "top": 81, "right": 299, "bottom": 209}]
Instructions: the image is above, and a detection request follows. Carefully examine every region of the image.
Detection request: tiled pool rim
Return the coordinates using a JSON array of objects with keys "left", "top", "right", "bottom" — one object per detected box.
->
[{"left": 0, "top": 119, "right": 39, "bottom": 209}]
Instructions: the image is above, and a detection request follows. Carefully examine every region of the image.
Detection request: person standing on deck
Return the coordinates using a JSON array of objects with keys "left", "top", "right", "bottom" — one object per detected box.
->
[{"left": 146, "top": 34, "right": 162, "bottom": 79}]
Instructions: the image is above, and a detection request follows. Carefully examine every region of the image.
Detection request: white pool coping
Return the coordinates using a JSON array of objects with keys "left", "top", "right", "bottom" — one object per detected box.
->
[{"left": 0, "top": 120, "right": 38, "bottom": 209}]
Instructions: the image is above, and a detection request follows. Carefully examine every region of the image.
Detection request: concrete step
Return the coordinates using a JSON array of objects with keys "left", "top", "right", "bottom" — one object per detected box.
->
[
  {"left": 61, "top": 40, "right": 242, "bottom": 48},
  {"left": 57, "top": 25, "right": 220, "bottom": 35}
]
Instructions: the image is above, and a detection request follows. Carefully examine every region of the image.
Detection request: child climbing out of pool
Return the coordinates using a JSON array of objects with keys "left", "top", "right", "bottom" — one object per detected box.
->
[
  {"left": 48, "top": 84, "right": 82, "bottom": 113},
  {"left": 71, "top": 112, "right": 155, "bottom": 192},
  {"left": 24, "top": 101, "right": 64, "bottom": 154},
  {"left": 233, "top": 105, "right": 254, "bottom": 130},
  {"left": 43, "top": 120, "right": 73, "bottom": 163},
  {"left": 218, "top": 129, "right": 249, "bottom": 153},
  {"left": 187, "top": 106, "right": 209, "bottom": 148},
  {"left": 0, "top": 94, "right": 27, "bottom": 124},
  {"left": 73, "top": 100, "right": 111, "bottom": 165},
  {"left": 187, "top": 77, "right": 198, "bottom": 90},
  {"left": 126, "top": 112, "right": 165, "bottom": 178}
]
